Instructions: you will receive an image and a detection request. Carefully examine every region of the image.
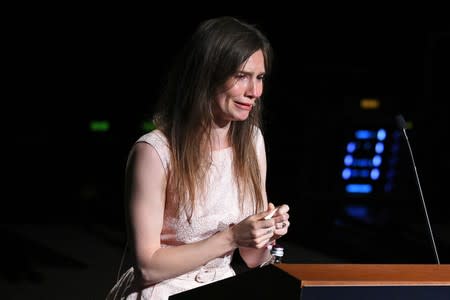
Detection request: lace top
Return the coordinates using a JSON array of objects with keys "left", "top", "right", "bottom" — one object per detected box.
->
[{"left": 106, "top": 127, "right": 266, "bottom": 300}]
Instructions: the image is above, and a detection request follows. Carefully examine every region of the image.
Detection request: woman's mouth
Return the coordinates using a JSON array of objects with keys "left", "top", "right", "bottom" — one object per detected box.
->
[{"left": 234, "top": 101, "right": 253, "bottom": 111}]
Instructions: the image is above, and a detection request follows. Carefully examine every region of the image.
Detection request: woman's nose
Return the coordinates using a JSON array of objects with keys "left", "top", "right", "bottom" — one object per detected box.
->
[{"left": 245, "top": 79, "right": 262, "bottom": 99}]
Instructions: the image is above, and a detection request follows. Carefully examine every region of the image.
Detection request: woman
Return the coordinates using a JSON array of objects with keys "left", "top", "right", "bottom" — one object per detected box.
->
[{"left": 107, "top": 16, "right": 290, "bottom": 300}]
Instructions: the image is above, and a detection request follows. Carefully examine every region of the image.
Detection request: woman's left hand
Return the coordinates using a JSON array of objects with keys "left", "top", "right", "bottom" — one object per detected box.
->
[{"left": 269, "top": 203, "right": 290, "bottom": 239}]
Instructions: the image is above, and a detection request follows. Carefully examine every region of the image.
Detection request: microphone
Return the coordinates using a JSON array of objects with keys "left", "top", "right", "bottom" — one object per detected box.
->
[{"left": 395, "top": 114, "right": 440, "bottom": 264}]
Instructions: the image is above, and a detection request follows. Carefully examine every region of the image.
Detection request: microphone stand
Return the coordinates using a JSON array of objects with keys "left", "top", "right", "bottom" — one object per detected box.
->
[{"left": 400, "top": 123, "right": 440, "bottom": 264}]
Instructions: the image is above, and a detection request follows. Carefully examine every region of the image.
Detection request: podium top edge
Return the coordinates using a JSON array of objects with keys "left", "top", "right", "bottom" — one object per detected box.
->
[{"left": 276, "top": 264, "right": 450, "bottom": 286}]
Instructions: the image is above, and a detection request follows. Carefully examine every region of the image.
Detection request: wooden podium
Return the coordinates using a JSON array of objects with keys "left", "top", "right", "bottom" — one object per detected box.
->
[
  {"left": 170, "top": 263, "right": 450, "bottom": 299},
  {"left": 276, "top": 263, "right": 450, "bottom": 299}
]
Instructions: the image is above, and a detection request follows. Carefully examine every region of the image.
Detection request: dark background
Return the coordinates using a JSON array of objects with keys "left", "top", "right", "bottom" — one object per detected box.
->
[{"left": 2, "top": 9, "right": 449, "bottom": 298}]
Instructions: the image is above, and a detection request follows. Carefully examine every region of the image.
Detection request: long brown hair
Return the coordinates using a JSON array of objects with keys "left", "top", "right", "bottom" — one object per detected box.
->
[{"left": 153, "top": 16, "right": 273, "bottom": 220}]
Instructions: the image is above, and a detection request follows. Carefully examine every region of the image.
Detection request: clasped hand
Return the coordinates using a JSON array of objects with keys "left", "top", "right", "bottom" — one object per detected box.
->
[{"left": 231, "top": 202, "right": 290, "bottom": 248}]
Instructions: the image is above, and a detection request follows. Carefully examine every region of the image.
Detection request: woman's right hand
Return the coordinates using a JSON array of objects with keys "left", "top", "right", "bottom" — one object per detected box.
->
[{"left": 230, "top": 205, "right": 278, "bottom": 249}]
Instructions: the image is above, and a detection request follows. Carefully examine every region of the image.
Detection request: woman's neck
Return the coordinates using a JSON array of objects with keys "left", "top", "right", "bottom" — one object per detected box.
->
[{"left": 210, "top": 121, "right": 231, "bottom": 151}]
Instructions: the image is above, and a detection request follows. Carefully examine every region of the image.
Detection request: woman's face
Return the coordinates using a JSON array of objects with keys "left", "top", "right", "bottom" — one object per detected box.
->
[{"left": 213, "top": 50, "right": 265, "bottom": 127}]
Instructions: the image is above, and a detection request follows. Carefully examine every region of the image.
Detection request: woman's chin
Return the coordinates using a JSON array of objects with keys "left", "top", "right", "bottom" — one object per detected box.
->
[{"left": 233, "top": 112, "right": 251, "bottom": 121}]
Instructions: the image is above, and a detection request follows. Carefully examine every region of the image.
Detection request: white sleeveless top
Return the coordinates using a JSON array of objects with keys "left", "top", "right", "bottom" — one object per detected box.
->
[{"left": 106, "top": 128, "right": 266, "bottom": 300}]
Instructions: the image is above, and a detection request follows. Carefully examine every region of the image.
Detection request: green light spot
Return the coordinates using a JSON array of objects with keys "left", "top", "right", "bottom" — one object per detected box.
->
[
  {"left": 142, "top": 121, "right": 156, "bottom": 132},
  {"left": 90, "top": 120, "right": 110, "bottom": 132}
]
